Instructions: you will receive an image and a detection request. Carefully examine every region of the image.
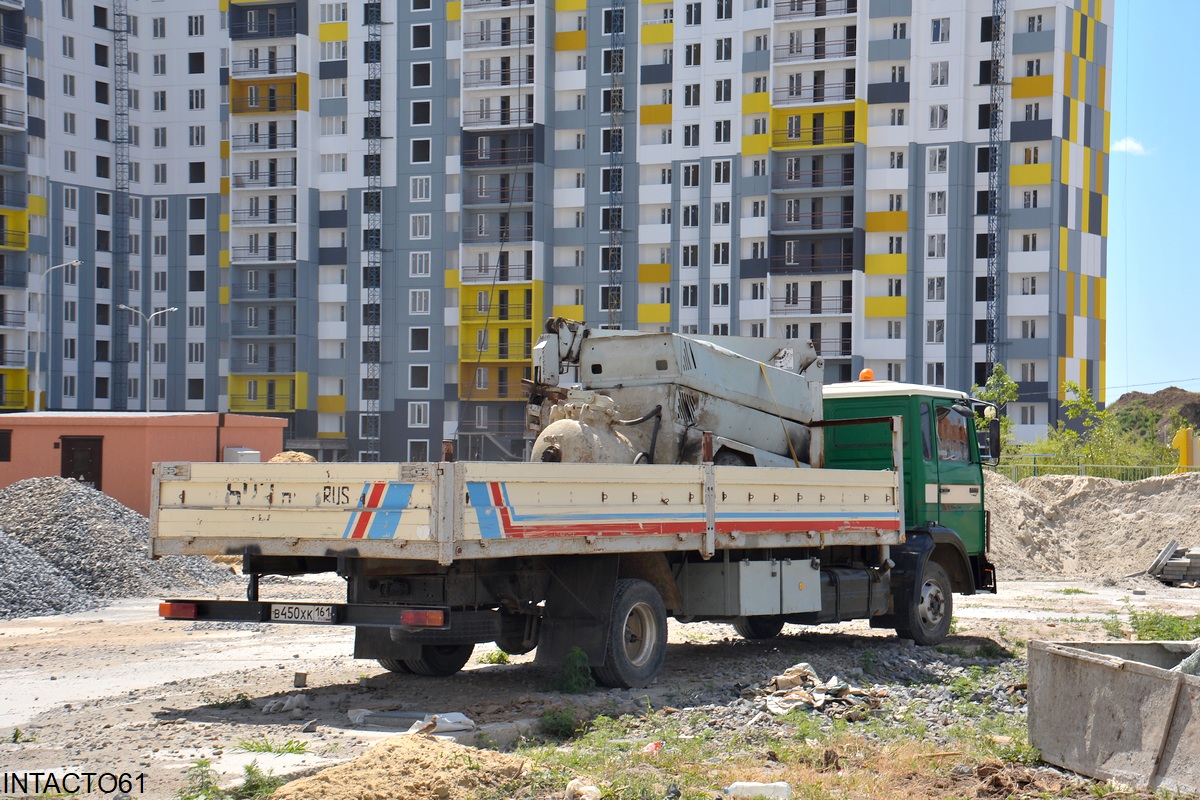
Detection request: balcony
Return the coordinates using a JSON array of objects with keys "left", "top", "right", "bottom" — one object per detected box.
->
[
  {"left": 232, "top": 207, "right": 298, "bottom": 225},
  {"left": 461, "top": 107, "right": 534, "bottom": 130},
  {"left": 0, "top": 347, "right": 22, "bottom": 366},
  {"left": 770, "top": 295, "right": 852, "bottom": 315},
  {"left": 463, "top": 67, "right": 534, "bottom": 89},
  {"left": 231, "top": 131, "right": 298, "bottom": 151},
  {"left": 231, "top": 171, "right": 297, "bottom": 189},
  {"left": 462, "top": 186, "right": 534, "bottom": 205},
  {"left": 461, "top": 303, "right": 534, "bottom": 323},
  {"left": 231, "top": 244, "right": 296, "bottom": 263},
  {"left": 459, "top": 341, "right": 532, "bottom": 362},
  {"left": 774, "top": 0, "right": 857, "bottom": 21},
  {"left": 231, "top": 95, "right": 299, "bottom": 114},
  {"left": 230, "top": 55, "right": 297, "bottom": 78},
  {"left": 0, "top": 66, "right": 22, "bottom": 87},
  {"left": 463, "top": 0, "right": 532, "bottom": 9},
  {"left": 774, "top": 38, "right": 856, "bottom": 63},
  {"left": 230, "top": 321, "right": 297, "bottom": 337},
  {"left": 0, "top": 26, "right": 23, "bottom": 49},
  {"left": 0, "top": 107, "right": 25, "bottom": 129},
  {"left": 463, "top": 28, "right": 535, "bottom": 50},
  {"left": 0, "top": 388, "right": 23, "bottom": 409},
  {"left": 771, "top": 210, "right": 854, "bottom": 233},
  {"left": 461, "top": 224, "right": 533, "bottom": 244},
  {"left": 773, "top": 167, "right": 855, "bottom": 191},
  {"left": 0, "top": 1, "right": 24, "bottom": 11},
  {"left": 230, "top": 356, "right": 296, "bottom": 373},
  {"left": 0, "top": 268, "right": 25, "bottom": 287},
  {"left": 230, "top": 281, "right": 297, "bottom": 300},
  {"left": 772, "top": 126, "right": 854, "bottom": 149},
  {"left": 770, "top": 253, "right": 854, "bottom": 273},
  {"left": 0, "top": 229, "right": 26, "bottom": 249},
  {"left": 463, "top": 144, "right": 534, "bottom": 168},
  {"left": 773, "top": 82, "right": 855, "bottom": 105},
  {"left": 0, "top": 149, "right": 25, "bottom": 169},
  {"left": 229, "top": 392, "right": 296, "bottom": 412},
  {"left": 0, "top": 187, "right": 25, "bottom": 208},
  {"left": 230, "top": 20, "right": 298, "bottom": 40},
  {"left": 459, "top": 263, "right": 533, "bottom": 284},
  {"left": 0, "top": 308, "right": 25, "bottom": 327},
  {"left": 811, "top": 337, "right": 852, "bottom": 357}
]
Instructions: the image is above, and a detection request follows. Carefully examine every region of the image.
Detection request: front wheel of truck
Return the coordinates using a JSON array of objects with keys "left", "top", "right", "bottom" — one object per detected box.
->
[
  {"left": 896, "top": 560, "right": 953, "bottom": 646},
  {"left": 593, "top": 579, "right": 667, "bottom": 689},
  {"left": 732, "top": 616, "right": 785, "bottom": 640},
  {"left": 403, "top": 644, "right": 476, "bottom": 677}
]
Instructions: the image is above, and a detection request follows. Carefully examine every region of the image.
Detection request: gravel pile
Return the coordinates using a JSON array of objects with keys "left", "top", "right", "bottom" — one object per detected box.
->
[{"left": 0, "top": 477, "right": 234, "bottom": 620}]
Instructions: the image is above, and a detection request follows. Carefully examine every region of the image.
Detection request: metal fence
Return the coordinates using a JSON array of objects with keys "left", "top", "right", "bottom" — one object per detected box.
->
[{"left": 988, "top": 459, "right": 1200, "bottom": 483}]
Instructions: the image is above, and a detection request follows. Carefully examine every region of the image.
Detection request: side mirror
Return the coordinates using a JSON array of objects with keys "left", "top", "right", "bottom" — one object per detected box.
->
[{"left": 981, "top": 417, "right": 1001, "bottom": 463}]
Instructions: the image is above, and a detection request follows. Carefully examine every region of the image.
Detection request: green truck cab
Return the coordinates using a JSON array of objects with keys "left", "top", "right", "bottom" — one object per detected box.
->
[{"left": 823, "top": 379, "right": 998, "bottom": 643}]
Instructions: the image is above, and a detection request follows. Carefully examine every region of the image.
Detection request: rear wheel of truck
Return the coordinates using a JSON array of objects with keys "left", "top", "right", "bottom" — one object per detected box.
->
[
  {"left": 593, "top": 579, "right": 667, "bottom": 689},
  {"left": 896, "top": 560, "right": 953, "bottom": 646},
  {"left": 732, "top": 616, "right": 785, "bottom": 640},
  {"left": 376, "top": 658, "right": 412, "bottom": 674},
  {"left": 403, "top": 644, "right": 476, "bottom": 677}
]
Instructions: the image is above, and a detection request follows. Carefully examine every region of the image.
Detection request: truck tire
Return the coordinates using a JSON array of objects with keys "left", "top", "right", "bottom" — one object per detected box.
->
[
  {"left": 732, "top": 616, "right": 785, "bottom": 640},
  {"left": 896, "top": 560, "right": 953, "bottom": 646},
  {"left": 593, "top": 579, "right": 667, "bottom": 689},
  {"left": 403, "top": 644, "right": 475, "bottom": 677},
  {"left": 713, "top": 450, "right": 749, "bottom": 466},
  {"left": 376, "top": 658, "right": 412, "bottom": 674}
]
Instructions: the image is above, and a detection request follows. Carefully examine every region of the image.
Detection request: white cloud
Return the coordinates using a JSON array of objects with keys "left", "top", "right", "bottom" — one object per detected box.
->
[{"left": 1112, "top": 136, "right": 1147, "bottom": 155}]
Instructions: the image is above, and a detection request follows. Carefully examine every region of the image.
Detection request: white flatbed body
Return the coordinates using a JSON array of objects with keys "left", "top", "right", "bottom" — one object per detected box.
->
[{"left": 151, "top": 461, "right": 904, "bottom": 565}]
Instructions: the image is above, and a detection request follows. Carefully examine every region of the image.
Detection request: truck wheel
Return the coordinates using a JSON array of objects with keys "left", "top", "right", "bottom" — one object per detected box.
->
[
  {"left": 376, "top": 658, "right": 412, "bottom": 674},
  {"left": 403, "top": 644, "right": 475, "bottom": 677},
  {"left": 713, "top": 450, "right": 749, "bottom": 466},
  {"left": 593, "top": 579, "right": 667, "bottom": 689},
  {"left": 896, "top": 561, "right": 953, "bottom": 646},
  {"left": 732, "top": 616, "right": 785, "bottom": 640}
]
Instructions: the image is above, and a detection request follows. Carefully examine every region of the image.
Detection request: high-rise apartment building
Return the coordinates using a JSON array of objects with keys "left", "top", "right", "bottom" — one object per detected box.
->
[{"left": 6, "top": 0, "right": 1110, "bottom": 457}]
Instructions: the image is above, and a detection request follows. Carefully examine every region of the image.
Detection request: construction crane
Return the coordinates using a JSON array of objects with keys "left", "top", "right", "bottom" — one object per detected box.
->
[{"left": 986, "top": 0, "right": 1007, "bottom": 372}]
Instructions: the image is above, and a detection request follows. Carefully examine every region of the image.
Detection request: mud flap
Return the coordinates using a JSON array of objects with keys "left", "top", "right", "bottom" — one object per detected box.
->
[{"left": 535, "top": 555, "right": 620, "bottom": 668}]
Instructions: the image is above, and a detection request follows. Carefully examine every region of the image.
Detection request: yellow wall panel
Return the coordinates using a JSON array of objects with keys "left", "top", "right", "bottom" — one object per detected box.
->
[
  {"left": 865, "top": 253, "right": 906, "bottom": 275},
  {"left": 556, "top": 30, "right": 587, "bottom": 50},
  {"left": 865, "top": 211, "right": 907, "bottom": 233},
  {"left": 220, "top": 212, "right": 229, "bottom": 232},
  {"left": 1010, "top": 162, "right": 1051, "bottom": 186},
  {"left": 317, "top": 395, "right": 346, "bottom": 414},
  {"left": 1103, "top": 111, "right": 1111, "bottom": 153},
  {"left": 741, "top": 133, "right": 769, "bottom": 156},
  {"left": 1076, "top": 60, "right": 1086, "bottom": 102},
  {"left": 1066, "top": 271, "right": 1075, "bottom": 318},
  {"left": 1072, "top": 11, "right": 1082, "bottom": 55},
  {"left": 641, "top": 104, "right": 672, "bottom": 125},
  {"left": 319, "top": 22, "right": 347, "bottom": 42},
  {"left": 220, "top": 140, "right": 230, "bottom": 160},
  {"left": 294, "top": 372, "right": 308, "bottom": 411},
  {"left": 642, "top": 0, "right": 673, "bottom": 5},
  {"left": 1012, "top": 75, "right": 1053, "bottom": 99},
  {"left": 220, "top": 177, "right": 230, "bottom": 195},
  {"left": 641, "top": 22, "right": 673, "bottom": 45},
  {"left": 552, "top": 304, "right": 584, "bottom": 320},
  {"left": 220, "top": 249, "right": 230, "bottom": 268},
  {"left": 1059, "top": 228, "right": 1069, "bottom": 271},
  {"left": 742, "top": 92, "right": 769, "bottom": 115},
  {"left": 864, "top": 296, "right": 905, "bottom": 318},
  {"left": 639, "top": 262, "right": 671, "bottom": 283},
  {"left": 1101, "top": 195, "right": 1108, "bottom": 237},
  {"left": 27, "top": 196, "right": 47, "bottom": 216},
  {"left": 296, "top": 73, "right": 309, "bottom": 111},
  {"left": 444, "top": 269, "right": 460, "bottom": 289},
  {"left": 1094, "top": 276, "right": 1106, "bottom": 321},
  {"left": 1063, "top": 53, "right": 1073, "bottom": 99},
  {"left": 558, "top": 0, "right": 586, "bottom": 9},
  {"left": 638, "top": 303, "right": 671, "bottom": 324},
  {"left": 219, "top": 286, "right": 229, "bottom": 305},
  {"left": 446, "top": 1, "right": 461, "bottom": 20}
]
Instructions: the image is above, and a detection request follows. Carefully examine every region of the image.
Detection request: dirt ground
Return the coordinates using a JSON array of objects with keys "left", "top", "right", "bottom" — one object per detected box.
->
[{"left": 1, "top": 572, "right": 1198, "bottom": 799}]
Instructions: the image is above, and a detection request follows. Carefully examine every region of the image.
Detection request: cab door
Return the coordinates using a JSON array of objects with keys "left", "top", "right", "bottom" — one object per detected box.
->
[{"left": 930, "top": 401, "right": 985, "bottom": 554}]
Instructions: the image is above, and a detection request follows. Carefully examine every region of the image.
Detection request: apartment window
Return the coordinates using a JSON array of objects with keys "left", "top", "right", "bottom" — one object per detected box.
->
[
  {"left": 64, "top": 225, "right": 78, "bottom": 247},
  {"left": 929, "top": 104, "right": 948, "bottom": 130},
  {"left": 1027, "top": 14, "right": 1043, "bottom": 32},
  {"left": 681, "top": 285, "right": 698, "bottom": 307},
  {"left": 683, "top": 124, "right": 700, "bottom": 147},
  {"left": 412, "top": 62, "right": 431, "bottom": 87},
  {"left": 410, "top": 289, "right": 431, "bottom": 314},
  {"left": 153, "top": 236, "right": 167, "bottom": 256},
  {"left": 152, "top": 16, "right": 165, "bottom": 37},
  {"left": 64, "top": 300, "right": 77, "bottom": 322},
  {"left": 714, "top": 79, "right": 732, "bottom": 103},
  {"left": 1022, "top": 233, "right": 1037, "bottom": 251},
  {"left": 1026, "top": 58, "right": 1041, "bottom": 77},
  {"left": 714, "top": 120, "right": 732, "bottom": 144},
  {"left": 320, "top": 41, "right": 347, "bottom": 61},
  {"left": 684, "top": 2, "right": 700, "bottom": 25},
  {"left": 927, "top": 234, "right": 946, "bottom": 258},
  {"left": 154, "top": 91, "right": 166, "bottom": 111},
  {"left": 890, "top": 151, "right": 904, "bottom": 169},
  {"left": 63, "top": 74, "right": 76, "bottom": 96},
  {"left": 712, "top": 283, "right": 730, "bottom": 306},
  {"left": 886, "top": 320, "right": 903, "bottom": 340},
  {"left": 152, "top": 127, "right": 166, "bottom": 148},
  {"left": 63, "top": 35, "right": 75, "bottom": 58},
  {"left": 64, "top": 112, "right": 76, "bottom": 134},
  {"left": 188, "top": 89, "right": 205, "bottom": 109},
  {"left": 931, "top": 17, "right": 949, "bottom": 43},
  {"left": 712, "top": 242, "right": 730, "bottom": 265},
  {"left": 188, "top": 126, "right": 205, "bottom": 147},
  {"left": 888, "top": 193, "right": 903, "bottom": 211},
  {"left": 602, "top": 48, "right": 624, "bottom": 74},
  {"left": 152, "top": 198, "right": 168, "bottom": 219},
  {"left": 1021, "top": 319, "right": 1037, "bottom": 339},
  {"left": 188, "top": 162, "right": 205, "bottom": 183},
  {"left": 891, "top": 65, "right": 905, "bottom": 83},
  {"left": 187, "top": 14, "right": 204, "bottom": 36},
  {"left": 713, "top": 160, "right": 731, "bottom": 184},
  {"left": 926, "top": 276, "right": 946, "bottom": 301},
  {"left": 684, "top": 43, "right": 701, "bottom": 66},
  {"left": 715, "top": 38, "right": 732, "bottom": 61},
  {"left": 62, "top": 0, "right": 74, "bottom": 18},
  {"left": 1020, "top": 362, "right": 1037, "bottom": 383},
  {"left": 683, "top": 83, "right": 700, "bottom": 107},
  {"left": 1023, "top": 190, "right": 1039, "bottom": 209},
  {"left": 600, "top": 286, "right": 622, "bottom": 311},
  {"left": 716, "top": 0, "right": 732, "bottom": 20},
  {"left": 681, "top": 245, "right": 699, "bottom": 267},
  {"left": 888, "top": 236, "right": 903, "bottom": 255},
  {"left": 601, "top": 88, "right": 624, "bottom": 114},
  {"left": 890, "top": 108, "right": 905, "bottom": 126},
  {"left": 713, "top": 202, "right": 730, "bottom": 225},
  {"left": 682, "top": 205, "right": 699, "bottom": 227},
  {"left": 95, "top": 81, "right": 110, "bottom": 104},
  {"left": 153, "top": 163, "right": 167, "bottom": 184},
  {"left": 930, "top": 61, "right": 949, "bottom": 86},
  {"left": 926, "top": 362, "right": 945, "bottom": 386},
  {"left": 1025, "top": 103, "right": 1040, "bottom": 121},
  {"left": 188, "top": 343, "right": 205, "bottom": 364},
  {"left": 411, "top": 139, "right": 431, "bottom": 163},
  {"left": 407, "top": 401, "right": 430, "bottom": 429},
  {"left": 186, "top": 306, "right": 205, "bottom": 327},
  {"left": 1024, "top": 146, "right": 1040, "bottom": 165},
  {"left": 926, "top": 319, "right": 945, "bottom": 344},
  {"left": 95, "top": 44, "right": 109, "bottom": 67},
  {"left": 64, "top": 188, "right": 77, "bottom": 210},
  {"left": 928, "top": 147, "right": 947, "bottom": 173},
  {"left": 927, "top": 191, "right": 946, "bottom": 216}
]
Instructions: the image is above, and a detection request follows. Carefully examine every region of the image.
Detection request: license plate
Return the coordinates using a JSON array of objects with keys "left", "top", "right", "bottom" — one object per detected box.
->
[{"left": 269, "top": 604, "right": 335, "bottom": 624}]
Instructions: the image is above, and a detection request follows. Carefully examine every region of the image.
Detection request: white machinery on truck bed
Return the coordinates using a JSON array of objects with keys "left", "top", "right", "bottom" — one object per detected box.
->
[{"left": 155, "top": 321, "right": 997, "bottom": 688}]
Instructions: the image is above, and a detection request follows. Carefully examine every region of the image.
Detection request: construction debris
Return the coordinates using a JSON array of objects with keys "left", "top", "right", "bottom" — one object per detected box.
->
[
  {"left": 1148, "top": 543, "right": 1200, "bottom": 586},
  {"left": 753, "top": 662, "right": 887, "bottom": 720}
]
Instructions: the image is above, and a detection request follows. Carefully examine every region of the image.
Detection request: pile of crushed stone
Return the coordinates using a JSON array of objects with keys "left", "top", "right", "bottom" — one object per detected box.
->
[
  {"left": 271, "top": 736, "right": 529, "bottom": 800},
  {"left": 0, "top": 477, "right": 234, "bottom": 620},
  {"left": 985, "top": 471, "right": 1200, "bottom": 580}
]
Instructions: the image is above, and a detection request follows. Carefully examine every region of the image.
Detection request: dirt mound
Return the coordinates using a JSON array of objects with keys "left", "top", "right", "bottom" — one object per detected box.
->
[
  {"left": 985, "top": 471, "right": 1200, "bottom": 580},
  {"left": 268, "top": 451, "right": 317, "bottom": 463},
  {"left": 271, "top": 736, "right": 529, "bottom": 800},
  {"left": 1109, "top": 387, "right": 1200, "bottom": 440}
]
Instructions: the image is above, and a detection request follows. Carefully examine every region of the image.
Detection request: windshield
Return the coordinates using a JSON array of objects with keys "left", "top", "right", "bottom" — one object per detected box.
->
[{"left": 935, "top": 405, "right": 972, "bottom": 463}]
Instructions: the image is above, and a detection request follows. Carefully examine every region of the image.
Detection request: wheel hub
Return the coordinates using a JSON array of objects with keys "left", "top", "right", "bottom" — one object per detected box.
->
[
  {"left": 918, "top": 579, "right": 946, "bottom": 628},
  {"left": 623, "top": 602, "right": 658, "bottom": 668}
]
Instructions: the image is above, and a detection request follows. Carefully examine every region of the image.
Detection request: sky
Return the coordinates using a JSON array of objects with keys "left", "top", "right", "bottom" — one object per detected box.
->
[{"left": 1104, "top": 0, "right": 1200, "bottom": 401}]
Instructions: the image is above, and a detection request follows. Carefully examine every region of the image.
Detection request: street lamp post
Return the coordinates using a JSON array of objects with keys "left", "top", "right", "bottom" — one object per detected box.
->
[
  {"left": 34, "top": 259, "right": 83, "bottom": 411},
  {"left": 118, "top": 304, "right": 178, "bottom": 414}
]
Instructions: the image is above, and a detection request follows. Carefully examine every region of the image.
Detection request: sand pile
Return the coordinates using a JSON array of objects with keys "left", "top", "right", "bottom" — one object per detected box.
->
[
  {"left": 271, "top": 736, "right": 530, "bottom": 800},
  {"left": 985, "top": 471, "right": 1200, "bottom": 580}
]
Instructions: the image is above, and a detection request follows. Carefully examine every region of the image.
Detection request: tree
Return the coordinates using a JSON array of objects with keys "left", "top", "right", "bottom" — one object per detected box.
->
[
  {"left": 1041, "top": 381, "right": 1172, "bottom": 468},
  {"left": 971, "top": 363, "right": 1019, "bottom": 448}
]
